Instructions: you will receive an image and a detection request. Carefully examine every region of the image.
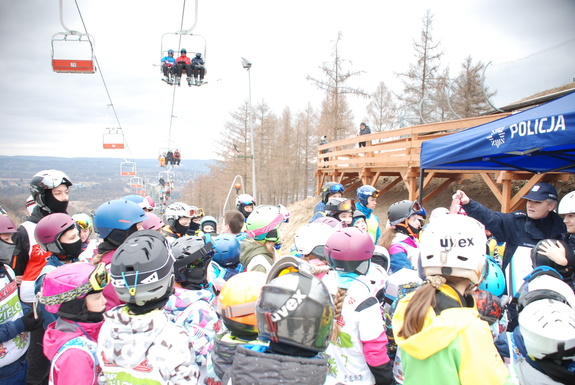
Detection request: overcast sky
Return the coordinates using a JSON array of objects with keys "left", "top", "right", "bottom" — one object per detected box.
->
[{"left": 0, "top": 0, "right": 574, "bottom": 162}]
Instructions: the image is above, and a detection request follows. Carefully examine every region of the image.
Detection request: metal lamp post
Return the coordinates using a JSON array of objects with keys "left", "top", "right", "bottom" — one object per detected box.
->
[{"left": 241, "top": 57, "right": 257, "bottom": 199}]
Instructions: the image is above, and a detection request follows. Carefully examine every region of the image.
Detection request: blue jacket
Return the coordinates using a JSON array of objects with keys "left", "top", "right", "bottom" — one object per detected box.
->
[
  {"left": 191, "top": 56, "right": 205, "bottom": 67},
  {"left": 462, "top": 199, "right": 565, "bottom": 269},
  {"left": 310, "top": 201, "right": 326, "bottom": 223},
  {"left": 356, "top": 202, "right": 381, "bottom": 243},
  {"left": 161, "top": 56, "right": 176, "bottom": 66}
]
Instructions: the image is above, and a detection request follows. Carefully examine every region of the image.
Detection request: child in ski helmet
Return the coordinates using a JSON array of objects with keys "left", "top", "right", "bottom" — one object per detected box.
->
[
  {"left": 205, "top": 271, "right": 267, "bottom": 384},
  {"left": 209, "top": 234, "right": 244, "bottom": 291},
  {"left": 165, "top": 235, "right": 221, "bottom": 381},
  {"left": 0, "top": 215, "right": 17, "bottom": 265},
  {"left": 325, "top": 197, "right": 355, "bottom": 226},
  {"left": 241, "top": 205, "right": 287, "bottom": 273},
  {"left": 200, "top": 215, "right": 218, "bottom": 235},
  {"left": 99, "top": 230, "right": 199, "bottom": 383},
  {"left": 141, "top": 212, "right": 164, "bottom": 232},
  {"left": 381, "top": 199, "right": 427, "bottom": 274},
  {"left": 14, "top": 169, "right": 73, "bottom": 304},
  {"left": 187, "top": 206, "right": 204, "bottom": 235},
  {"left": 225, "top": 258, "right": 334, "bottom": 385},
  {"left": 352, "top": 209, "right": 368, "bottom": 233},
  {"left": 323, "top": 227, "right": 393, "bottom": 385},
  {"left": 39, "top": 262, "right": 108, "bottom": 385},
  {"left": 0, "top": 213, "right": 42, "bottom": 384},
  {"left": 392, "top": 214, "right": 509, "bottom": 385},
  {"left": 236, "top": 194, "right": 256, "bottom": 220},
  {"left": 72, "top": 213, "right": 98, "bottom": 263},
  {"left": 355, "top": 185, "right": 381, "bottom": 243},
  {"left": 310, "top": 182, "right": 345, "bottom": 223},
  {"left": 162, "top": 202, "right": 195, "bottom": 241},
  {"left": 93, "top": 199, "right": 146, "bottom": 310}
]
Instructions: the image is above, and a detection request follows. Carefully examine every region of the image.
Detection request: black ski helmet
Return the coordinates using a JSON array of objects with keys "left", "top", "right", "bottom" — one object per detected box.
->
[{"left": 256, "top": 256, "right": 334, "bottom": 352}]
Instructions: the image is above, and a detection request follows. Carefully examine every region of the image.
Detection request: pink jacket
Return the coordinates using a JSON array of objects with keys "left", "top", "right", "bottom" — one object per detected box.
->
[{"left": 43, "top": 318, "right": 103, "bottom": 385}]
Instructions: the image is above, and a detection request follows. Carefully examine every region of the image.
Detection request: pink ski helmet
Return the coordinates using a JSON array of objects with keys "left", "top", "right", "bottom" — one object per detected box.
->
[
  {"left": 40, "top": 262, "right": 109, "bottom": 314},
  {"left": 141, "top": 212, "right": 164, "bottom": 231},
  {"left": 0, "top": 216, "right": 17, "bottom": 234},
  {"left": 324, "top": 227, "right": 374, "bottom": 275},
  {"left": 34, "top": 213, "right": 75, "bottom": 255}
]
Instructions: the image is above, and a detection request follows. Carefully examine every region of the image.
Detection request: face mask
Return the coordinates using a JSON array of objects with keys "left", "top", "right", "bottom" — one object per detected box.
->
[
  {"left": 60, "top": 239, "right": 82, "bottom": 260},
  {"left": 0, "top": 239, "right": 16, "bottom": 265},
  {"left": 174, "top": 220, "right": 190, "bottom": 236},
  {"left": 45, "top": 189, "right": 69, "bottom": 213}
]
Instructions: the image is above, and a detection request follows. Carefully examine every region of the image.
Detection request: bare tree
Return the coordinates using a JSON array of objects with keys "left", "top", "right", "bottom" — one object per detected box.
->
[
  {"left": 366, "top": 81, "right": 398, "bottom": 131},
  {"left": 307, "top": 31, "right": 367, "bottom": 140},
  {"left": 398, "top": 10, "right": 444, "bottom": 124},
  {"left": 449, "top": 56, "right": 497, "bottom": 118}
]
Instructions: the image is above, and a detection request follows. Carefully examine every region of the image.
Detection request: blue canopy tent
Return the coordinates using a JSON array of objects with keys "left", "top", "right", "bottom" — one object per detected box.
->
[
  {"left": 418, "top": 91, "right": 575, "bottom": 211},
  {"left": 420, "top": 91, "right": 575, "bottom": 173}
]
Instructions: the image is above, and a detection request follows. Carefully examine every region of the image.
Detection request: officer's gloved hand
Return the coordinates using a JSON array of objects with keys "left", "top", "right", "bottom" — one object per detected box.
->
[{"left": 21, "top": 311, "right": 43, "bottom": 331}]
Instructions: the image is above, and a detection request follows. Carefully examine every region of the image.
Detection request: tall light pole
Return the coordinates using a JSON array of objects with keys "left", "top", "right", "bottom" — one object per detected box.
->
[{"left": 241, "top": 57, "right": 257, "bottom": 199}]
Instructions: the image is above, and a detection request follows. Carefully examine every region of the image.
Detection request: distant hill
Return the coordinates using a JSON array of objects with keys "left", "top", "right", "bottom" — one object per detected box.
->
[
  {"left": 0, "top": 155, "right": 214, "bottom": 180},
  {"left": 0, "top": 155, "right": 215, "bottom": 221}
]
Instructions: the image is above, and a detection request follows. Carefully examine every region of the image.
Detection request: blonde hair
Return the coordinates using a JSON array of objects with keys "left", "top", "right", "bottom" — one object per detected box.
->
[{"left": 331, "top": 287, "right": 348, "bottom": 342}]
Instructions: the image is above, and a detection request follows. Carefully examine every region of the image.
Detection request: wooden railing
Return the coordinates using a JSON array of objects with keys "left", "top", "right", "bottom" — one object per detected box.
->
[{"left": 314, "top": 113, "right": 569, "bottom": 212}]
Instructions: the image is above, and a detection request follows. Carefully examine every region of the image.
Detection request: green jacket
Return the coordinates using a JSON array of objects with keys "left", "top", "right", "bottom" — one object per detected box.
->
[
  {"left": 239, "top": 240, "right": 274, "bottom": 273},
  {"left": 392, "top": 284, "right": 511, "bottom": 385}
]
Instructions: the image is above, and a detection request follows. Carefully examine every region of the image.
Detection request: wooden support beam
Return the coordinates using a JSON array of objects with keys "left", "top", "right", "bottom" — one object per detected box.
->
[{"left": 421, "top": 178, "right": 456, "bottom": 205}]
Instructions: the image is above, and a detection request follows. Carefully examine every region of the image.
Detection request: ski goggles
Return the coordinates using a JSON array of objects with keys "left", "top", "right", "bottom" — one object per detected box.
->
[
  {"left": 39, "top": 263, "right": 110, "bottom": 306},
  {"left": 75, "top": 219, "right": 92, "bottom": 230},
  {"left": 409, "top": 200, "right": 426, "bottom": 218},
  {"left": 324, "top": 184, "right": 344, "bottom": 194},
  {"left": 338, "top": 199, "right": 355, "bottom": 212}
]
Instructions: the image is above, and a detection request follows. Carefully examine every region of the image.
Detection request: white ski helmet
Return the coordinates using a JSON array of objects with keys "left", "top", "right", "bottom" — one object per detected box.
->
[
  {"left": 419, "top": 214, "right": 487, "bottom": 284},
  {"left": 164, "top": 202, "right": 194, "bottom": 221},
  {"left": 293, "top": 222, "right": 335, "bottom": 260},
  {"left": 516, "top": 270, "right": 575, "bottom": 312},
  {"left": 519, "top": 299, "right": 575, "bottom": 360},
  {"left": 558, "top": 190, "right": 575, "bottom": 214}
]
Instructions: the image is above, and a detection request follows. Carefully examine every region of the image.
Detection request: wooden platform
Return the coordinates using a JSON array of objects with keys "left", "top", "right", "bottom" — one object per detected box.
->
[{"left": 315, "top": 113, "right": 569, "bottom": 212}]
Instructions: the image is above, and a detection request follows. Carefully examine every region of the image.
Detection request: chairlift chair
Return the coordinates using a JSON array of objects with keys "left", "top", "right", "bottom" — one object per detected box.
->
[
  {"left": 129, "top": 176, "right": 143, "bottom": 189},
  {"left": 103, "top": 128, "right": 125, "bottom": 149},
  {"left": 51, "top": 32, "right": 96, "bottom": 73},
  {"left": 120, "top": 160, "right": 136, "bottom": 176}
]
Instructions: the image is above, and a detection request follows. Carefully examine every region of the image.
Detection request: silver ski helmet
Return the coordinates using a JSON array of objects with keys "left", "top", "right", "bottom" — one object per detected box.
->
[{"left": 256, "top": 256, "right": 334, "bottom": 352}]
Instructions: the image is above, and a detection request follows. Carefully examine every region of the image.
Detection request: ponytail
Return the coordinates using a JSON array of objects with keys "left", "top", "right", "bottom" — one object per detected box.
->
[
  {"left": 331, "top": 287, "right": 348, "bottom": 342},
  {"left": 397, "top": 275, "right": 446, "bottom": 339}
]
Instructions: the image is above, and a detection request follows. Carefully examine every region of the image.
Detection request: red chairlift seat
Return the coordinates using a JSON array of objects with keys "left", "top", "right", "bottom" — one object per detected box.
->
[
  {"left": 51, "top": 32, "right": 96, "bottom": 74},
  {"left": 103, "top": 128, "right": 125, "bottom": 149},
  {"left": 120, "top": 161, "right": 136, "bottom": 176}
]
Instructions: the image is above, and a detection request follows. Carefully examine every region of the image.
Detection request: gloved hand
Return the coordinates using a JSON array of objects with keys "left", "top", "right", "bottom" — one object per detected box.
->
[{"left": 21, "top": 311, "right": 43, "bottom": 331}]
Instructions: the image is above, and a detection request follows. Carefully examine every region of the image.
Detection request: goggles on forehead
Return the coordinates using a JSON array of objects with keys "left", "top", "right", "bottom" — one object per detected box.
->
[
  {"left": 371, "top": 190, "right": 380, "bottom": 199},
  {"left": 39, "top": 263, "right": 110, "bottom": 306},
  {"left": 410, "top": 200, "right": 427, "bottom": 218},
  {"left": 75, "top": 220, "right": 91, "bottom": 230},
  {"left": 339, "top": 199, "right": 355, "bottom": 211}
]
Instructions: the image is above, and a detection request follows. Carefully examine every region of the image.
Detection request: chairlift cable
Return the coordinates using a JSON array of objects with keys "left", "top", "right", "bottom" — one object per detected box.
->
[
  {"left": 72, "top": 0, "right": 135, "bottom": 163},
  {"left": 166, "top": 0, "right": 188, "bottom": 150}
]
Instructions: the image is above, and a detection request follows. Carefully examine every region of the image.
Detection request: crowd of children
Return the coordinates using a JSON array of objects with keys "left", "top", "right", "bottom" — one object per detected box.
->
[{"left": 1, "top": 170, "right": 574, "bottom": 384}]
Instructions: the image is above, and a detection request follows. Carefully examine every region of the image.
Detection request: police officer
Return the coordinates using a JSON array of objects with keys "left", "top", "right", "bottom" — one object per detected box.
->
[{"left": 453, "top": 182, "right": 566, "bottom": 270}]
